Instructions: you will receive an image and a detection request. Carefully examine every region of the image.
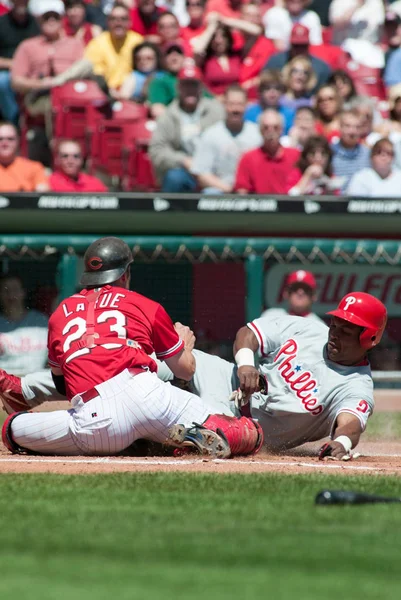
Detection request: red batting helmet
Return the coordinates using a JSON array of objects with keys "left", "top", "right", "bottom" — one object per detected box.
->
[{"left": 327, "top": 292, "right": 387, "bottom": 350}]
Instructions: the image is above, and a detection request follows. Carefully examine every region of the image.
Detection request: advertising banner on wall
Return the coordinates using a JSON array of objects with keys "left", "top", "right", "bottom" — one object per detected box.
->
[{"left": 265, "top": 264, "right": 401, "bottom": 317}]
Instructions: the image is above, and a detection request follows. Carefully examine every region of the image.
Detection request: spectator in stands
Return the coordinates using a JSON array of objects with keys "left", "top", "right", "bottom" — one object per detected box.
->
[
  {"left": 181, "top": 0, "right": 206, "bottom": 47},
  {"left": 11, "top": 0, "right": 84, "bottom": 128},
  {"left": 148, "top": 42, "right": 185, "bottom": 118},
  {"left": 347, "top": 138, "right": 401, "bottom": 197},
  {"left": 205, "top": 0, "right": 242, "bottom": 20},
  {"left": 331, "top": 109, "right": 370, "bottom": 192},
  {"left": 130, "top": 0, "right": 166, "bottom": 39},
  {"left": 149, "top": 65, "right": 224, "bottom": 192},
  {"left": 287, "top": 134, "right": 342, "bottom": 195},
  {"left": 329, "top": 0, "right": 384, "bottom": 68},
  {"left": 281, "top": 56, "right": 316, "bottom": 111},
  {"left": 281, "top": 105, "right": 316, "bottom": 150},
  {"left": 49, "top": 139, "right": 108, "bottom": 192},
  {"left": 63, "top": 0, "right": 102, "bottom": 45},
  {"left": 119, "top": 41, "right": 163, "bottom": 101},
  {"left": 237, "top": 2, "right": 276, "bottom": 99},
  {"left": 244, "top": 71, "right": 295, "bottom": 134},
  {"left": 0, "top": 0, "right": 39, "bottom": 124},
  {"left": 0, "top": 122, "right": 49, "bottom": 192},
  {"left": 191, "top": 85, "right": 261, "bottom": 193},
  {"left": 377, "top": 84, "right": 401, "bottom": 136},
  {"left": 327, "top": 69, "right": 357, "bottom": 107},
  {"left": 314, "top": 84, "right": 342, "bottom": 142},
  {"left": 195, "top": 20, "right": 241, "bottom": 97},
  {"left": 263, "top": 0, "right": 323, "bottom": 51},
  {"left": 265, "top": 24, "right": 331, "bottom": 92},
  {"left": 383, "top": 10, "right": 401, "bottom": 66},
  {"left": 156, "top": 12, "right": 192, "bottom": 54},
  {"left": 384, "top": 26, "right": 401, "bottom": 87},
  {"left": 0, "top": 273, "right": 48, "bottom": 376},
  {"left": 235, "top": 109, "right": 300, "bottom": 194},
  {"left": 350, "top": 96, "right": 376, "bottom": 144},
  {"left": 84, "top": 3, "right": 143, "bottom": 96},
  {"left": 329, "top": 0, "right": 384, "bottom": 47}
]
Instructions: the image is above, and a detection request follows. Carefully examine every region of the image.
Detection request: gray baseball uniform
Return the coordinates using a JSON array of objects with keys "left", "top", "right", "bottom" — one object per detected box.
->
[{"left": 248, "top": 315, "right": 374, "bottom": 450}]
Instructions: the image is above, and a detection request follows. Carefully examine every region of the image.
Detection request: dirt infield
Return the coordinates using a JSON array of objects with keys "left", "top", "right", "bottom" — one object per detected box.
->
[{"left": 0, "top": 389, "right": 400, "bottom": 476}]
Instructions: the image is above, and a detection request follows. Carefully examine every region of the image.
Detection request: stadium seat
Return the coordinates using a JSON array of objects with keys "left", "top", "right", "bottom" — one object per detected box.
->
[
  {"left": 110, "top": 100, "right": 148, "bottom": 121},
  {"left": 51, "top": 81, "right": 110, "bottom": 155},
  {"left": 346, "top": 62, "right": 386, "bottom": 101},
  {"left": 123, "top": 120, "right": 158, "bottom": 191}
]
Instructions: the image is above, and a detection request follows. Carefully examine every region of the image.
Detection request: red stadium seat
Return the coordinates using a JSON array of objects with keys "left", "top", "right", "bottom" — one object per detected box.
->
[
  {"left": 123, "top": 120, "right": 158, "bottom": 191},
  {"left": 51, "top": 81, "right": 110, "bottom": 155},
  {"left": 110, "top": 100, "right": 148, "bottom": 121},
  {"left": 345, "top": 61, "right": 386, "bottom": 101}
]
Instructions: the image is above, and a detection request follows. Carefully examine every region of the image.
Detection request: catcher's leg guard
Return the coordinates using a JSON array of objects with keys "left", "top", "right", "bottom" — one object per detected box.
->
[
  {"left": 1, "top": 412, "right": 31, "bottom": 454},
  {"left": 202, "top": 414, "right": 264, "bottom": 456},
  {"left": 167, "top": 423, "right": 231, "bottom": 459}
]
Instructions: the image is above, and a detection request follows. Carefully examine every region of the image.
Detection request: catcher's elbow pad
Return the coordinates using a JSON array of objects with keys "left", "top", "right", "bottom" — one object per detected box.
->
[{"left": 203, "top": 414, "right": 264, "bottom": 456}]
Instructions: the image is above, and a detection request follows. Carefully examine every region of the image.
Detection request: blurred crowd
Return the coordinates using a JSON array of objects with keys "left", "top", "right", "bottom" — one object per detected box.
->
[{"left": 1, "top": 0, "right": 401, "bottom": 194}]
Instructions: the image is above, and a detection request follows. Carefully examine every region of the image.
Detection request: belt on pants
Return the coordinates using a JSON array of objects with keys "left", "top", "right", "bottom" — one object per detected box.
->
[{"left": 79, "top": 367, "right": 147, "bottom": 404}]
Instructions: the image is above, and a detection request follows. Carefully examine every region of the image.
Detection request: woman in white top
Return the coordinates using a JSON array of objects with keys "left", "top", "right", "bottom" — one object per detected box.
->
[{"left": 346, "top": 138, "right": 401, "bottom": 197}]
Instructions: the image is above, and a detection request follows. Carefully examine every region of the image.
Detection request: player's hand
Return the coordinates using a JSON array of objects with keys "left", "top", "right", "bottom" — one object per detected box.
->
[
  {"left": 318, "top": 441, "right": 350, "bottom": 461},
  {"left": 237, "top": 365, "right": 260, "bottom": 398},
  {"left": 175, "top": 322, "right": 196, "bottom": 351}
]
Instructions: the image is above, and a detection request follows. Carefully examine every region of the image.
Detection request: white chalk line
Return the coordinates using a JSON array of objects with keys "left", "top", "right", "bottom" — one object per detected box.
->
[{"left": 0, "top": 456, "right": 400, "bottom": 473}]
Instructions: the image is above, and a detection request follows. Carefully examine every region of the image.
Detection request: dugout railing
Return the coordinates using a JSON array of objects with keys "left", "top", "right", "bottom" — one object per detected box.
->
[{"left": 0, "top": 235, "right": 400, "bottom": 383}]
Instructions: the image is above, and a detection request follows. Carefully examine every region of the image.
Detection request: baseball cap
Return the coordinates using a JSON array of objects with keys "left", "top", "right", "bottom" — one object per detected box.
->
[
  {"left": 164, "top": 42, "right": 185, "bottom": 55},
  {"left": 29, "top": 0, "right": 65, "bottom": 16},
  {"left": 286, "top": 270, "right": 317, "bottom": 290},
  {"left": 290, "top": 24, "right": 310, "bottom": 46},
  {"left": 178, "top": 65, "right": 202, "bottom": 82}
]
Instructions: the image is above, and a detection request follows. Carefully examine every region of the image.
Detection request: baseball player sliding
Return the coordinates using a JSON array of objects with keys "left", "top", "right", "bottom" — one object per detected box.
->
[
  {"left": 0, "top": 287, "right": 387, "bottom": 460},
  {"left": 1, "top": 237, "right": 263, "bottom": 458},
  {"left": 235, "top": 292, "right": 387, "bottom": 459}
]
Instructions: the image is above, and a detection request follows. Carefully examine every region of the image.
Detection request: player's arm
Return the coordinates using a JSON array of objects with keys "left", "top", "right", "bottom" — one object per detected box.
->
[
  {"left": 153, "top": 308, "right": 195, "bottom": 381},
  {"left": 50, "top": 366, "right": 67, "bottom": 397},
  {"left": 233, "top": 326, "right": 260, "bottom": 397},
  {"left": 325, "top": 413, "right": 363, "bottom": 460}
]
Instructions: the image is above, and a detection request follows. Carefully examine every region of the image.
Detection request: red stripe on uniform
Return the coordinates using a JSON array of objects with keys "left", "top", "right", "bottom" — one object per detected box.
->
[
  {"left": 248, "top": 322, "right": 266, "bottom": 357},
  {"left": 156, "top": 339, "right": 185, "bottom": 360}
]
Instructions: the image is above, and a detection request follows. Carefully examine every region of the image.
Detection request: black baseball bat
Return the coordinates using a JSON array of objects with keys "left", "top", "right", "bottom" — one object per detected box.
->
[{"left": 315, "top": 490, "right": 401, "bottom": 505}]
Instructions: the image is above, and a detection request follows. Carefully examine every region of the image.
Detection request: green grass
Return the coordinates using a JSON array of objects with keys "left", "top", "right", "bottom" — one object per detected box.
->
[
  {"left": 364, "top": 411, "right": 401, "bottom": 440},
  {"left": 0, "top": 473, "right": 401, "bottom": 600}
]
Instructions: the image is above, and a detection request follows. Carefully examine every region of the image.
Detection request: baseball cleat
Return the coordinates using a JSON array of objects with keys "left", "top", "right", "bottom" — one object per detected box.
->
[{"left": 167, "top": 423, "right": 231, "bottom": 459}]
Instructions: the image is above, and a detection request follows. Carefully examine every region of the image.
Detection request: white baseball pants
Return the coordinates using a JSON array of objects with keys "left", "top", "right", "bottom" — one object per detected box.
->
[{"left": 9, "top": 369, "right": 212, "bottom": 455}]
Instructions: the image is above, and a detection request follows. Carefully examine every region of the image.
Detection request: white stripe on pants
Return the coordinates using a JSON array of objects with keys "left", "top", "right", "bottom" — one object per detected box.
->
[{"left": 10, "top": 370, "right": 211, "bottom": 455}]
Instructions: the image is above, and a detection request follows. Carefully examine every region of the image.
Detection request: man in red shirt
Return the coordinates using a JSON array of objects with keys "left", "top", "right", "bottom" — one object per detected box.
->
[
  {"left": 235, "top": 108, "right": 300, "bottom": 194},
  {"left": 3, "top": 237, "right": 263, "bottom": 458},
  {"left": 49, "top": 139, "right": 107, "bottom": 192},
  {"left": 130, "top": 0, "right": 166, "bottom": 38},
  {"left": 181, "top": 0, "right": 207, "bottom": 45}
]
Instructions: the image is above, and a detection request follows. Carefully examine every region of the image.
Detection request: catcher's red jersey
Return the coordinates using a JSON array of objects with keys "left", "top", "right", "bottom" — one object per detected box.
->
[{"left": 48, "top": 285, "right": 184, "bottom": 399}]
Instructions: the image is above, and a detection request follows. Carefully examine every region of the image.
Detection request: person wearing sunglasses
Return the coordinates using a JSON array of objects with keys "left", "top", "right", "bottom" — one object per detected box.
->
[
  {"left": 49, "top": 139, "right": 107, "bottom": 192},
  {"left": 281, "top": 55, "right": 316, "bottom": 111},
  {"left": 0, "top": 121, "right": 49, "bottom": 192},
  {"left": 347, "top": 138, "right": 401, "bottom": 197},
  {"left": 314, "top": 84, "right": 342, "bottom": 142}
]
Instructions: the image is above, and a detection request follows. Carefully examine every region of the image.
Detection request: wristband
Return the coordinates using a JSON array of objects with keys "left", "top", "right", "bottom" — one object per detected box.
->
[
  {"left": 333, "top": 435, "right": 352, "bottom": 454},
  {"left": 235, "top": 348, "right": 255, "bottom": 368}
]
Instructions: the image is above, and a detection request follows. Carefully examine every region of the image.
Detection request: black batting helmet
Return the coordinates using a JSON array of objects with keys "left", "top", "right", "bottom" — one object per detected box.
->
[{"left": 80, "top": 237, "right": 133, "bottom": 287}]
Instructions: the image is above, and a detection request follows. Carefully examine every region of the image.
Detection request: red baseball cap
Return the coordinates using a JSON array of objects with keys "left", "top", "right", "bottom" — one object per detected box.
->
[
  {"left": 286, "top": 270, "right": 317, "bottom": 290},
  {"left": 290, "top": 24, "right": 310, "bottom": 46},
  {"left": 178, "top": 65, "right": 203, "bottom": 82}
]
